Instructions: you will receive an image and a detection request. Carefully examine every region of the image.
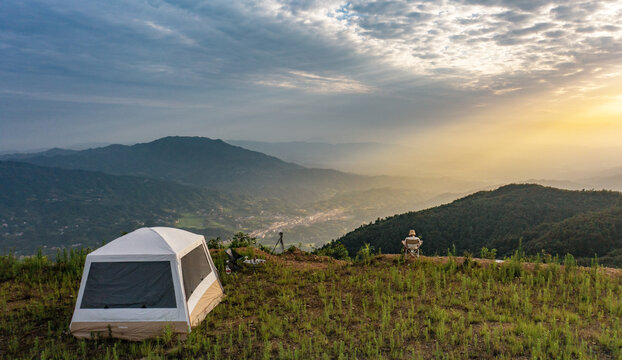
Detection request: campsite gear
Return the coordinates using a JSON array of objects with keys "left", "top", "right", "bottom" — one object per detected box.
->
[
  {"left": 70, "top": 227, "right": 224, "bottom": 341},
  {"left": 272, "top": 231, "right": 284, "bottom": 254},
  {"left": 225, "top": 248, "right": 244, "bottom": 272},
  {"left": 243, "top": 258, "right": 266, "bottom": 265}
]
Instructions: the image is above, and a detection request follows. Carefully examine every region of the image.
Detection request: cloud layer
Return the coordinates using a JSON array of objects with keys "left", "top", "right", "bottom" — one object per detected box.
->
[{"left": 1, "top": 0, "right": 622, "bottom": 178}]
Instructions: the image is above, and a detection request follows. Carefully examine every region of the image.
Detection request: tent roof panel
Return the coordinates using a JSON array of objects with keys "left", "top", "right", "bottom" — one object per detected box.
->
[
  {"left": 88, "top": 227, "right": 203, "bottom": 257},
  {"left": 151, "top": 227, "right": 204, "bottom": 254}
]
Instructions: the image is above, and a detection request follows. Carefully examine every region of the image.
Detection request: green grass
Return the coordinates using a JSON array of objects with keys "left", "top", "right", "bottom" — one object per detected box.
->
[{"left": 1, "top": 249, "right": 622, "bottom": 359}]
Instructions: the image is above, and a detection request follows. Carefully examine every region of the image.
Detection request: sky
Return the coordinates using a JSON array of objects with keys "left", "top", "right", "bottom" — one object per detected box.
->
[{"left": 1, "top": 0, "right": 622, "bottom": 180}]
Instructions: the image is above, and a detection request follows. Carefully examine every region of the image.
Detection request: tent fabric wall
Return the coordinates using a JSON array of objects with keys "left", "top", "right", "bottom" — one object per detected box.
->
[
  {"left": 70, "top": 321, "right": 190, "bottom": 341},
  {"left": 70, "top": 227, "right": 224, "bottom": 341},
  {"left": 71, "top": 253, "right": 187, "bottom": 323},
  {"left": 181, "top": 245, "right": 213, "bottom": 300},
  {"left": 189, "top": 280, "right": 225, "bottom": 327}
]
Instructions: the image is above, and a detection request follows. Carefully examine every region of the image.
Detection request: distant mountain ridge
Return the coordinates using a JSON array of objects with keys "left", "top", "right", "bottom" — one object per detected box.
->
[
  {"left": 0, "top": 148, "right": 78, "bottom": 161},
  {"left": 7, "top": 136, "right": 486, "bottom": 202},
  {"left": 5, "top": 136, "right": 375, "bottom": 202},
  {"left": 333, "top": 184, "right": 622, "bottom": 266},
  {"left": 582, "top": 174, "right": 622, "bottom": 192}
]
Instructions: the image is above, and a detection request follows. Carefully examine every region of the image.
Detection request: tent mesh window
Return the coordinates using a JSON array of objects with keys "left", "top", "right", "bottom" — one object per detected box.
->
[
  {"left": 181, "top": 245, "right": 212, "bottom": 300},
  {"left": 81, "top": 261, "right": 176, "bottom": 309}
]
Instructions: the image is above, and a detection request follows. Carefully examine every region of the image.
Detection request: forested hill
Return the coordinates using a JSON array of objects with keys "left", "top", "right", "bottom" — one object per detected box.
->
[
  {"left": 0, "top": 161, "right": 257, "bottom": 255},
  {"left": 5, "top": 136, "right": 383, "bottom": 202},
  {"left": 334, "top": 184, "right": 622, "bottom": 266}
]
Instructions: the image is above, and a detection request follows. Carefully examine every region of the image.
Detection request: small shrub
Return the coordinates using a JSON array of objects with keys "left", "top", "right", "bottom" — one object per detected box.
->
[
  {"left": 447, "top": 244, "right": 457, "bottom": 257},
  {"left": 563, "top": 253, "right": 576, "bottom": 270},
  {"left": 355, "top": 243, "right": 374, "bottom": 264},
  {"left": 314, "top": 241, "right": 350, "bottom": 260},
  {"left": 229, "top": 232, "right": 257, "bottom": 248},
  {"left": 480, "top": 247, "right": 497, "bottom": 260},
  {"left": 160, "top": 324, "right": 174, "bottom": 346},
  {"left": 207, "top": 237, "right": 223, "bottom": 249}
]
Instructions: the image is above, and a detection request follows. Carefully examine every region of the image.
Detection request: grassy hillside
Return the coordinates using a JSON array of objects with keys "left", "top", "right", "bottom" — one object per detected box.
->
[
  {"left": 1, "top": 249, "right": 621, "bottom": 359},
  {"left": 334, "top": 184, "right": 622, "bottom": 265},
  {"left": 0, "top": 161, "right": 272, "bottom": 255}
]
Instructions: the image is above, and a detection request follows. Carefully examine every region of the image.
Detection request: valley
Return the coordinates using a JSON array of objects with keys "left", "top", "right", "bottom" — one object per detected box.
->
[
  {"left": 249, "top": 208, "right": 348, "bottom": 240},
  {"left": 0, "top": 137, "right": 463, "bottom": 255}
]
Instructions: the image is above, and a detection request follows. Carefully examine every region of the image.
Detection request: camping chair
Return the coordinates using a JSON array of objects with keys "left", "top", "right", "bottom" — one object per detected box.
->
[{"left": 402, "top": 238, "right": 422, "bottom": 258}]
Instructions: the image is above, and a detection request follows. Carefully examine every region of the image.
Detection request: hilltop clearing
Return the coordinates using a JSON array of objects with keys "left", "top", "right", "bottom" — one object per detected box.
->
[{"left": 1, "top": 249, "right": 621, "bottom": 359}]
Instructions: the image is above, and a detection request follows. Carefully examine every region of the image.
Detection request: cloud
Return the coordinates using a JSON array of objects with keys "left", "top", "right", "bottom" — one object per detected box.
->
[
  {"left": 494, "top": 10, "right": 531, "bottom": 24},
  {"left": 246, "top": 0, "right": 622, "bottom": 90},
  {"left": 550, "top": 3, "right": 603, "bottom": 22},
  {"left": 492, "top": 87, "right": 522, "bottom": 95},
  {"left": 0, "top": 90, "right": 212, "bottom": 108},
  {"left": 136, "top": 19, "right": 197, "bottom": 46},
  {"left": 255, "top": 71, "right": 373, "bottom": 94},
  {"left": 3, "top": 0, "right": 622, "bottom": 90},
  {"left": 460, "top": 0, "right": 554, "bottom": 12}
]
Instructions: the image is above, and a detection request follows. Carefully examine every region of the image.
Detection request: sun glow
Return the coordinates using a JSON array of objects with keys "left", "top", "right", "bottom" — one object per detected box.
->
[{"left": 384, "top": 66, "right": 622, "bottom": 180}]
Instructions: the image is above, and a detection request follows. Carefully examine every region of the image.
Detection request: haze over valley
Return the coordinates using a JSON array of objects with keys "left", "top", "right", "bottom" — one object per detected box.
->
[{"left": 0, "top": 137, "right": 477, "bottom": 255}]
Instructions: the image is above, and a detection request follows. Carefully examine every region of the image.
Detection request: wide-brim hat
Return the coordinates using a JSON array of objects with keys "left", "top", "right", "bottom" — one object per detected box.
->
[{"left": 408, "top": 229, "right": 416, "bottom": 236}]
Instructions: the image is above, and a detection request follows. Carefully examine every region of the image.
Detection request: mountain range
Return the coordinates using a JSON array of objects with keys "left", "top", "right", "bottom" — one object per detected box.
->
[{"left": 4, "top": 137, "right": 426, "bottom": 203}]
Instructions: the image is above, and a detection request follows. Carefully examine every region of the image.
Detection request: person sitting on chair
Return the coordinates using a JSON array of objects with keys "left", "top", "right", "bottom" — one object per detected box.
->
[
  {"left": 403, "top": 229, "right": 421, "bottom": 244},
  {"left": 402, "top": 229, "right": 423, "bottom": 257}
]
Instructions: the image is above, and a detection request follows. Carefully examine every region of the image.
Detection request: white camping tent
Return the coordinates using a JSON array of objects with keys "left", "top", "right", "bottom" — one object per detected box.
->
[{"left": 70, "top": 227, "right": 224, "bottom": 340}]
